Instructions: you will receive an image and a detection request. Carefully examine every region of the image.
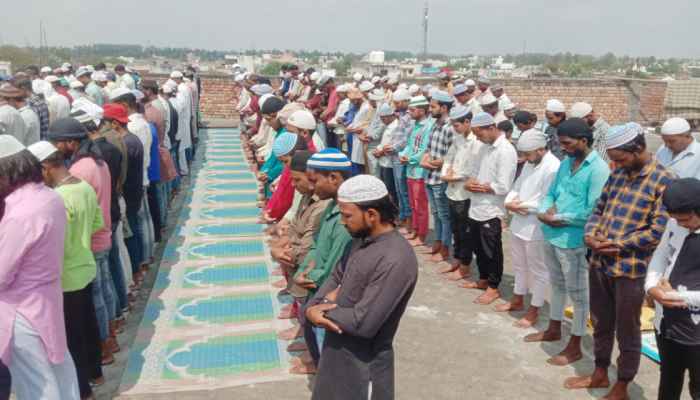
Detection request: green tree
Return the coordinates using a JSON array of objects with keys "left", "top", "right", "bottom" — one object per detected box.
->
[{"left": 260, "top": 61, "right": 283, "bottom": 76}]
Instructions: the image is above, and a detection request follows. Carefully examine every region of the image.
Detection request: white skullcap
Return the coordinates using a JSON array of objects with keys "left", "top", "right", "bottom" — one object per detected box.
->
[
  {"left": 471, "top": 112, "right": 496, "bottom": 128},
  {"left": 479, "top": 93, "right": 498, "bottom": 106},
  {"left": 310, "top": 71, "right": 321, "bottom": 82},
  {"left": 408, "top": 84, "right": 420, "bottom": 95},
  {"left": 336, "top": 84, "right": 349, "bottom": 93},
  {"left": 661, "top": 117, "right": 691, "bottom": 136},
  {"left": 502, "top": 101, "right": 516, "bottom": 111},
  {"left": 368, "top": 89, "right": 385, "bottom": 101},
  {"left": 170, "top": 71, "right": 183, "bottom": 79},
  {"left": 109, "top": 87, "right": 132, "bottom": 100},
  {"left": 449, "top": 105, "right": 471, "bottom": 121},
  {"left": 569, "top": 102, "right": 593, "bottom": 119},
  {"left": 27, "top": 141, "right": 58, "bottom": 162},
  {"left": 337, "top": 174, "right": 389, "bottom": 203},
  {"left": 72, "top": 100, "right": 103, "bottom": 125},
  {"left": 546, "top": 99, "right": 566, "bottom": 113},
  {"left": 465, "top": 79, "right": 476, "bottom": 86},
  {"left": 251, "top": 84, "right": 273, "bottom": 96},
  {"left": 75, "top": 67, "right": 91, "bottom": 78},
  {"left": 62, "top": 62, "right": 72, "bottom": 69},
  {"left": 392, "top": 88, "right": 411, "bottom": 102},
  {"left": 606, "top": 122, "right": 643, "bottom": 150},
  {"left": 288, "top": 109, "right": 317, "bottom": 130},
  {"left": 516, "top": 129, "right": 548, "bottom": 152},
  {"left": 370, "top": 76, "right": 380, "bottom": 84},
  {"left": 0, "top": 135, "right": 26, "bottom": 158},
  {"left": 32, "top": 79, "right": 49, "bottom": 95},
  {"left": 92, "top": 71, "right": 108, "bottom": 82},
  {"left": 478, "top": 76, "right": 491, "bottom": 84},
  {"left": 352, "top": 72, "right": 363, "bottom": 82},
  {"left": 387, "top": 77, "right": 399, "bottom": 85},
  {"left": 45, "top": 75, "right": 59, "bottom": 83},
  {"left": 359, "top": 80, "right": 374, "bottom": 92},
  {"left": 69, "top": 80, "right": 84, "bottom": 89},
  {"left": 377, "top": 103, "right": 395, "bottom": 117},
  {"left": 40, "top": 66, "right": 52, "bottom": 73},
  {"left": 397, "top": 83, "right": 408, "bottom": 90},
  {"left": 234, "top": 73, "right": 245, "bottom": 82},
  {"left": 258, "top": 93, "right": 274, "bottom": 109},
  {"left": 162, "top": 84, "right": 174, "bottom": 94}
]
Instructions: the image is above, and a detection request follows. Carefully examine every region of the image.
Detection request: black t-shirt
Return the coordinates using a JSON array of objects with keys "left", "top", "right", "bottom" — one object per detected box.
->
[
  {"left": 122, "top": 132, "right": 144, "bottom": 215},
  {"left": 93, "top": 137, "right": 123, "bottom": 225},
  {"left": 664, "top": 232, "right": 700, "bottom": 346}
]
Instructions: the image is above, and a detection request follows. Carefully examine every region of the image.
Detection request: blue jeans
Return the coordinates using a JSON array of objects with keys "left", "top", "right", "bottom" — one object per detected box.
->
[
  {"left": 126, "top": 209, "right": 144, "bottom": 273},
  {"left": 109, "top": 227, "right": 128, "bottom": 315},
  {"left": 544, "top": 244, "right": 590, "bottom": 337},
  {"left": 425, "top": 182, "right": 452, "bottom": 245},
  {"left": 314, "top": 327, "right": 326, "bottom": 355},
  {"left": 8, "top": 314, "right": 80, "bottom": 400},
  {"left": 391, "top": 160, "right": 411, "bottom": 221},
  {"left": 92, "top": 250, "right": 116, "bottom": 341}
]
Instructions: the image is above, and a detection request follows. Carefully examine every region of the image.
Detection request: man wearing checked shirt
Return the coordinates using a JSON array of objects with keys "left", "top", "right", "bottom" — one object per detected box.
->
[{"left": 566, "top": 123, "right": 675, "bottom": 400}]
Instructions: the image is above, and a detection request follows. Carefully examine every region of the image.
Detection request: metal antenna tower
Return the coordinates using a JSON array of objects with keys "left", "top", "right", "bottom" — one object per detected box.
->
[{"left": 422, "top": 1, "right": 429, "bottom": 60}]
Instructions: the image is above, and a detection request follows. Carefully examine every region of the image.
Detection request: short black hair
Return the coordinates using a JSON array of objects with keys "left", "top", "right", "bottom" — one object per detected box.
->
[
  {"left": 72, "top": 138, "right": 105, "bottom": 165},
  {"left": 114, "top": 64, "right": 126, "bottom": 72},
  {"left": 497, "top": 120, "right": 513, "bottom": 134},
  {"left": 141, "top": 80, "right": 159, "bottom": 94},
  {"left": 114, "top": 93, "right": 137, "bottom": 110},
  {"left": 25, "top": 65, "right": 39, "bottom": 75},
  {"left": 95, "top": 63, "right": 106, "bottom": 70},
  {"left": 437, "top": 101, "right": 453, "bottom": 111},
  {"left": 356, "top": 195, "right": 398, "bottom": 225},
  {"left": 14, "top": 78, "right": 32, "bottom": 92},
  {"left": 614, "top": 134, "right": 646, "bottom": 153},
  {"left": 0, "top": 150, "right": 43, "bottom": 205}
]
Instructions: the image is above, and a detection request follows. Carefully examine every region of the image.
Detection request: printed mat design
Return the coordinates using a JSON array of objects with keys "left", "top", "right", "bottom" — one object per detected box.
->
[{"left": 118, "top": 128, "right": 297, "bottom": 396}]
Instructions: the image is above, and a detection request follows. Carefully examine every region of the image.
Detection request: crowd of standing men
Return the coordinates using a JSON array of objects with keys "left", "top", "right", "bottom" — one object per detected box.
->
[
  {"left": 0, "top": 62, "right": 201, "bottom": 400},
  {"left": 237, "top": 65, "right": 700, "bottom": 400}
]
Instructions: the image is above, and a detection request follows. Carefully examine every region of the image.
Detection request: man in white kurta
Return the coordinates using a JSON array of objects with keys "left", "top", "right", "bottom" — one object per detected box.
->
[
  {"left": 495, "top": 129, "right": 560, "bottom": 328},
  {"left": 656, "top": 117, "right": 700, "bottom": 179}
]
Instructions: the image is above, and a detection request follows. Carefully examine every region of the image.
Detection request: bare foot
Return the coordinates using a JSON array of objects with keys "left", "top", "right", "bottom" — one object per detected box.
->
[
  {"left": 493, "top": 300, "right": 524, "bottom": 312},
  {"left": 287, "top": 341, "right": 308, "bottom": 352},
  {"left": 289, "top": 351, "right": 313, "bottom": 365},
  {"left": 277, "top": 325, "right": 302, "bottom": 340},
  {"left": 430, "top": 252, "right": 447, "bottom": 262},
  {"left": 409, "top": 238, "right": 425, "bottom": 247},
  {"left": 447, "top": 268, "right": 473, "bottom": 282},
  {"left": 547, "top": 350, "right": 583, "bottom": 366},
  {"left": 289, "top": 361, "right": 317, "bottom": 375},
  {"left": 564, "top": 374, "right": 610, "bottom": 390},
  {"left": 458, "top": 279, "right": 488, "bottom": 289},
  {"left": 474, "top": 288, "right": 500, "bottom": 305},
  {"left": 438, "top": 262, "right": 460, "bottom": 274},
  {"left": 602, "top": 382, "right": 631, "bottom": 400},
  {"left": 523, "top": 330, "right": 561, "bottom": 343},
  {"left": 514, "top": 308, "right": 539, "bottom": 328}
]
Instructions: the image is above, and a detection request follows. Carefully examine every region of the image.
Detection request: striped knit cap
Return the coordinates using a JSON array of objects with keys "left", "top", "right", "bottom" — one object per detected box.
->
[{"left": 307, "top": 148, "right": 351, "bottom": 171}]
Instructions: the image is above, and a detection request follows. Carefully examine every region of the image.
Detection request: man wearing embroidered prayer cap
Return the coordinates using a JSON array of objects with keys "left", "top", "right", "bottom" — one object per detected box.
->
[
  {"left": 460, "top": 111, "right": 517, "bottom": 305},
  {"left": 422, "top": 90, "right": 455, "bottom": 262},
  {"left": 569, "top": 102, "right": 610, "bottom": 163},
  {"left": 399, "top": 95, "right": 434, "bottom": 247},
  {"left": 543, "top": 99, "right": 567, "bottom": 159},
  {"left": 646, "top": 177, "right": 700, "bottom": 400},
  {"left": 294, "top": 148, "right": 352, "bottom": 365},
  {"left": 306, "top": 174, "right": 418, "bottom": 400},
  {"left": 372, "top": 103, "right": 400, "bottom": 203},
  {"left": 564, "top": 122, "right": 674, "bottom": 398},
  {"left": 479, "top": 92, "right": 507, "bottom": 124},
  {"left": 525, "top": 117, "right": 609, "bottom": 365},
  {"left": 494, "top": 129, "right": 560, "bottom": 328},
  {"left": 656, "top": 117, "right": 700, "bottom": 178}
]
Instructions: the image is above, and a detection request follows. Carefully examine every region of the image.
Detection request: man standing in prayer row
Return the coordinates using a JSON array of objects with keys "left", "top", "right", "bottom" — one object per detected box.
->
[
  {"left": 495, "top": 129, "right": 560, "bottom": 328},
  {"left": 306, "top": 174, "right": 418, "bottom": 400},
  {"left": 567, "top": 123, "right": 674, "bottom": 400},
  {"left": 460, "top": 112, "right": 517, "bottom": 305},
  {"left": 656, "top": 117, "right": 700, "bottom": 178},
  {"left": 525, "top": 118, "right": 609, "bottom": 365},
  {"left": 569, "top": 102, "right": 610, "bottom": 163},
  {"left": 0, "top": 84, "right": 28, "bottom": 144},
  {"left": 544, "top": 99, "right": 567, "bottom": 159}
]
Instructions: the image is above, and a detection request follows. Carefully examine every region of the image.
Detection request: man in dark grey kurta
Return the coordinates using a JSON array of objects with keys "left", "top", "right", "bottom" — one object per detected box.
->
[{"left": 305, "top": 174, "right": 418, "bottom": 400}]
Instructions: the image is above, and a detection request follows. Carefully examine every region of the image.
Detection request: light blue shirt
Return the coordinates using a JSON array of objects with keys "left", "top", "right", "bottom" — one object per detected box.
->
[
  {"left": 655, "top": 140, "right": 700, "bottom": 179},
  {"left": 399, "top": 117, "right": 435, "bottom": 179},
  {"left": 539, "top": 150, "right": 610, "bottom": 249}
]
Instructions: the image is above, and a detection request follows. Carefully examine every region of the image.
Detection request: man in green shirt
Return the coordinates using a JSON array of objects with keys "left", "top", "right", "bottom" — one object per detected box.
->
[
  {"left": 29, "top": 141, "right": 105, "bottom": 398},
  {"left": 293, "top": 148, "right": 352, "bottom": 372}
]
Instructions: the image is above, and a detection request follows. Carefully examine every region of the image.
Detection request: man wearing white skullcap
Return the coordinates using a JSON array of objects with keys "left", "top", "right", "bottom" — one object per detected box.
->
[
  {"left": 344, "top": 85, "right": 373, "bottom": 175},
  {"left": 544, "top": 99, "right": 567, "bottom": 159},
  {"left": 305, "top": 174, "right": 418, "bottom": 400},
  {"left": 114, "top": 65, "right": 135, "bottom": 90},
  {"left": 460, "top": 111, "right": 517, "bottom": 305},
  {"left": 568, "top": 102, "right": 610, "bottom": 163},
  {"left": 479, "top": 93, "right": 507, "bottom": 124},
  {"left": 372, "top": 103, "right": 400, "bottom": 203},
  {"left": 496, "top": 129, "right": 560, "bottom": 328},
  {"left": 567, "top": 123, "right": 674, "bottom": 398},
  {"left": 656, "top": 117, "right": 700, "bottom": 178},
  {"left": 440, "top": 105, "right": 480, "bottom": 280}
]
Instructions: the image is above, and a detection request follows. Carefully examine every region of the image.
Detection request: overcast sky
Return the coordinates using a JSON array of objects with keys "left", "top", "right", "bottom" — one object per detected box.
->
[{"left": 3, "top": 0, "right": 699, "bottom": 58}]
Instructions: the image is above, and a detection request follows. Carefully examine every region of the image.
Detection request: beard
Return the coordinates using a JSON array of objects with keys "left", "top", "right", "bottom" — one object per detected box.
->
[{"left": 349, "top": 225, "right": 371, "bottom": 239}]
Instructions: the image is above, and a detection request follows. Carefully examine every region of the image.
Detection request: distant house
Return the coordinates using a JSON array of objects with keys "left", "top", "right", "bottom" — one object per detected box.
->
[{"left": 0, "top": 61, "right": 12, "bottom": 77}]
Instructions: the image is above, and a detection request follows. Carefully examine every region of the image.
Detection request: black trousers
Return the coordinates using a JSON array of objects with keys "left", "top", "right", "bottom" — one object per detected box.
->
[
  {"left": 64, "top": 283, "right": 103, "bottom": 397},
  {"left": 325, "top": 127, "right": 338, "bottom": 149},
  {"left": 448, "top": 199, "right": 473, "bottom": 265},
  {"left": 379, "top": 166, "right": 397, "bottom": 207},
  {"left": 147, "top": 183, "right": 163, "bottom": 243},
  {"left": 0, "top": 361, "right": 9, "bottom": 400},
  {"left": 468, "top": 217, "right": 503, "bottom": 289},
  {"left": 656, "top": 329, "right": 700, "bottom": 400}
]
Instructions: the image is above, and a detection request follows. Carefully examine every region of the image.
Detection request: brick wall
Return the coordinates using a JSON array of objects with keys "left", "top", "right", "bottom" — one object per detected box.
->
[{"left": 144, "top": 74, "right": 668, "bottom": 126}]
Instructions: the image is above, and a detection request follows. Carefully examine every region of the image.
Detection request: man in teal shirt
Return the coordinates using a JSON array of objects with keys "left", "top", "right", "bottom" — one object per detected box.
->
[
  {"left": 293, "top": 148, "right": 353, "bottom": 371},
  {"left": 399, "top": 95, "right": 435, "bottom": 246},
  {"left": 257, "top": 97, "right": 286, "bottom": 198},
  {"left": 524, "top": 118, "right": 610, "bottom": 367}
]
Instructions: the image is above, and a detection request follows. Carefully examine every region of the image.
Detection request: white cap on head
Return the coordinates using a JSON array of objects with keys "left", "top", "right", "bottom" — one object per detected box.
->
[
  {"left": 408, "top": 84, "right": 420, "bottom": 95},
  {"left": 606, "top": 122, "right": 643, "bottom": 150},
  {"left": 27, "top": 141, "right": 58, "bottom": 162},
  {"left": 336, "top": 84, "right": 349, "bottom": 93},
  {"left": 69, "top": 80, "right": 84, "bottom": 89},
  {"left": 569, "top": 102, "right": 593, "bottom": 119},
  {"left": 516, "top": 129, "right": 548, "bottom": 152},
  {"left": 661, "top": 117, "right": 691, "bottom": 136},
  {"left": 465, "top": 79, "right": 476, "bottom": 86},
  {"left": 368, "top": 89, "right": 385, "bottom": 101},
  {"left": 0, "top": 135, "right": 25, "bottom": 158},
  {"left": 479, "top": 93, "right": 498, "bottom": 106},
  {"left": 40, "top": 66, "right": 52, "bottom": 74},
  {"left": 359, "top": 80, "right": 374, "bottom": 92},
  {"left": 377, "top": 103, "right": 395, "bottom": 117},
  {"left": 352, "top": 72, "right": 363, "bottom": 82},
  {"left": 371, "top": 76, "right": 380, "bottom": 84},
  {"left": 288, "top": 109, "right": 317, "bottom": 130},
  {"left": 45, "top": 75, "right": 59, "bottom": 83},
  {"left": 109, "top": 87, "right": 132, "bottom": 101},
  {"left": 392, "top": 88, "right": 411, "bottom": 102},
  {"left": 503, "top": 101, "right": 516, "bottom": 111},
  {"left": 72, "top": 101, "right": 104, "bottom": 126},
  {"left": 387, "top": 77, "right": 399, "bottom": 85},
  {"left": 471, "top": 112, "right": 496, "bottom": 128},
  {"left": 310, "top": 71, "right": 321, "bottom": 82},
  {"left": 337, "top": 174, "right": 389, "bottom": 203},
  {"left": 75, "top": 67, "right": 91, "bottom": 78},
  {"left": 546, "top": 99, "right": 566, "bottom": 113},
  {"left": 92, "top": 71, "right": 108, "bottom": 82},
  {"left": 170, "top": 71, "right": 183, "bottom": 79}
]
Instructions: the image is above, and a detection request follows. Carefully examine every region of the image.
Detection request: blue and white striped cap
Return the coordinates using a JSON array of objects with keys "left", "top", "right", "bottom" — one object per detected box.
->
[
  {"left": 432, "top": 90, "right": 454, "bottom": 104},
  {"left": 272, "top": 131, "right": 299, "bottom": 157},
  {"left": 307, "top": 148, "right": 351, "bottom": 171}
]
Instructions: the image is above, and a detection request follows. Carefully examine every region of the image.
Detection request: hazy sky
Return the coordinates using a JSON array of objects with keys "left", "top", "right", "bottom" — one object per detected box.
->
[{"left": 4, "top": 0, "right": 699, "bottom": 58}]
